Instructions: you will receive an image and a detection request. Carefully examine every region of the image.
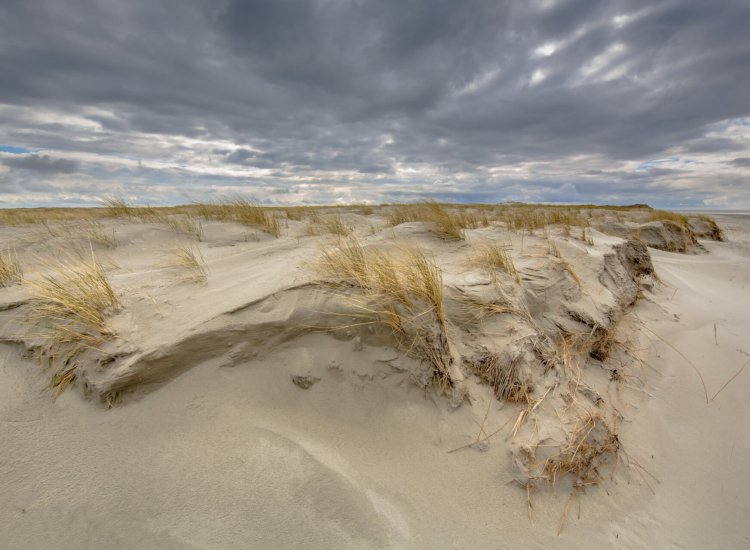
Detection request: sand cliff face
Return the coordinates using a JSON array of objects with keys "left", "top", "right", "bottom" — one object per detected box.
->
[
  {"left": 1, "top": 218, "right": 653, "bottom": 406},
  {"left": 2, "top": 208, "right": 748, "bottom": 548}
]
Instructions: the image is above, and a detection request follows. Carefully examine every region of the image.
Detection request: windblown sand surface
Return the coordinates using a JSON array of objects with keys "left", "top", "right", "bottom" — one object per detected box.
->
[{"left": 1, "top": 208, "right": 749, "bottom": 549}]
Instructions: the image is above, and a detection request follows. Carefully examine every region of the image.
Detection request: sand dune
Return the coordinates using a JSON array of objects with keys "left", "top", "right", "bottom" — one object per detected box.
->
[{"left": 1, "top": 206, "right": 748, "bottom": 548}]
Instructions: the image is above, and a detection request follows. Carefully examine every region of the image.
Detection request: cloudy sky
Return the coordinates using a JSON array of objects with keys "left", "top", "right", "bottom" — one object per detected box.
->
[{"left": 1, "top": 0, "right": 749, "bottom": 208}]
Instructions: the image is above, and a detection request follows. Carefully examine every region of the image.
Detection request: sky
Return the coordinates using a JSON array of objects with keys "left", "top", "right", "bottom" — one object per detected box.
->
[{"left": 1, "top": 0, "right": 749, "bottom": 208}]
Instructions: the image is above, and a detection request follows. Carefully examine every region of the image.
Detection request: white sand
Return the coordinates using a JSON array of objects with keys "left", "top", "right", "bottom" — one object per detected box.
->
[{"left": 1, "top": 211, "right": 749, "bottom": 549}]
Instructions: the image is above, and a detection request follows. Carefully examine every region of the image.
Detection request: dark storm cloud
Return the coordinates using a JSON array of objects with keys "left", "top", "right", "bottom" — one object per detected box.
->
[
  {"left": 2, "top": 153, "right": 79, "bottom": 174},
  {"left": 0, "top": 0, "right": 749, "bottom": 206}
]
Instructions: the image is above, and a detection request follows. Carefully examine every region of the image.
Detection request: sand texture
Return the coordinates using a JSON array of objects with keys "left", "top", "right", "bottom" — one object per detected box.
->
[{"left": 1, "top": 206, "right": 749, "bottom": 549}]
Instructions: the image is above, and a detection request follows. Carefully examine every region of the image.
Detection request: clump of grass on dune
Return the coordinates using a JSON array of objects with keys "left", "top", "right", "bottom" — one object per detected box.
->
[
  {"left": 647, "top": 209, "right": 689, "bottom": 227},
  {"left": 314, "top": 237, "right": 454, "bottom": 389},
  {"left": 473, "top": 241, "right": 520, "bottom": 283},
  {"left": 386, "top": 205, "right": 417, "bottom": 226},
  {"left": 305, "top": 214, "right": 351, "bottom": 237},
  {"left": 102, "top": 197, "right": 160, "bottom": 222},
  {"left": 464, "top": 352, "right": 530, "bottom": 403},
  {"left": 514, "top": 409, "right": 628, "bottom": 534},
  {"left": 321, "top": 215, "right": 350, "bottom": 236},
  {"left": 26, "top": 250, "right": 120, "bottom": 393},
  {"left": 197, "top": 198, "right": 281, "bottom": 237},
  {"left": 228, "top": 198, "right": 281, "bottom": 236},
  {"left": 102, "top": 197, "right": 137, "bottom": 218},
  {"left": 542, "top": 412, "right": 620, "bottom": 487},
  {"left": 285, "top": 206, "right": 305, "bottom": 221},
  {"left": 424, "top": 201, "right": 467, "bottom": 240},
  {"left": 83, "top": 220, "right": 118, "bottom": 248},
  {"left": 161, "top": 215, "right": 204, "bottom": 241},
  {"left": 171, "top": 245, "right": 208, "bottom": 283},
  {"left": 385, "top": 201, "right": 481, "bottom": 240},
  {"left": 0, "top": 246, "right": 23, "bottom": 286}
]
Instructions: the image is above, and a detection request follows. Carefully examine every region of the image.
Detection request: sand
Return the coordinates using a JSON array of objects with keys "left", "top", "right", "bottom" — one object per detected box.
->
[{"left": 1, "top": 208, "right": 749, "bottom": 549}]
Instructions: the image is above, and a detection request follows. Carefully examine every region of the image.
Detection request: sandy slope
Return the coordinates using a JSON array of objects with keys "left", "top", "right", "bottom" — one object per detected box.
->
[{"left": 1, "top": 212, "right": 749, "bottom": 549}]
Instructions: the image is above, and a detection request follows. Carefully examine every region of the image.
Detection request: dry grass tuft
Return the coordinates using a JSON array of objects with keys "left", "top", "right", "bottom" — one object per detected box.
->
[
  {"left": 26, "top": 250, "right": 121, "bottom": 393},
  {"left": 172, "top": 245, "right": 208, "bottom": 283},
  {"left": 314, "top": 238, "right": 453, "bottom": 388},
  {"left": 321, "top": 215, "right": 350, "bottom": 236},
  {"left": 464, "top": 351, "right": 531, "bottom": 403},
  {"left": 197, "top": 198, "right": 281, "bottom": 237},
  {"left": 161, "top": 215, "right": 204, "bottom": 240},
  {"left": 83, "top": 220, "right": 118, "bottom": 248},
  {"left": 230, "top": 198, "right": 281, "bottom": 236},
  {"left": 285, "top": 206, "right": 305, "bottom": 221},
  {"left": 647, "top": 209, "right": 689, "bottom": 227},
  {"left": 473, "top": 241, "right": 520, "bottom": 283},
  {"left": 542, "top": 412, "right": 620, "bottom": 486},
  {"left": 0, "top": 246, "right": 23, "bottom": 286},
  {"left": 385, "top": 201, "right": 481, "bottom": 240},
  {"left": 102, "top": 197, "right": 135, "bottom": 218},
  {"left": 306, "top": 215, "right": 351, "bottom": 236}
]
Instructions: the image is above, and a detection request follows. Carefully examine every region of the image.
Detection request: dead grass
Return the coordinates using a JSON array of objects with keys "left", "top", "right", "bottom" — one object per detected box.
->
[
  {"left": 102, "top": 197, "right": 136, "bottom": 218},
  {"left": 197, "top": 198, "right": 281, "bottom": 237},
  {"left": 314, "top": 237, "right": 453, "bottom": 389},
  {"left": 26, "top": 250, "right": 121, "bottom": 393},
  {"left": 0, "top": 246, "right": 23, "bottom": 286},
  {"left": 171, "top": 245, "right": 208, "bottom": 283},
  {"left": 83, "top": 220, "right": 118, "bottom": 248},
  {"left": 285, "top": 206, "right": 305, "bottom": 221},
  {"left": 542, "top": 412, "right": 620, "bottom": 487},
  {"left": 464, "top": 351, "right": 531, "bottom": 403},
  {"left": 161, "top": 215, "right": 204, "bottom": 240},
  {"left": 473, "top": 241, "right": 520, "bottom": 283},
  {"left": 385, "top": 201, "right": 480, "bottom": 240},
  {"left": 305, "top": 215, "right": 351, "bottom": 236},
  {"left": 647, "top": 209, "right": 689, "bottom": 227},
  {"left": 549, "top": 242, "right": 582, "bottom": 287}
]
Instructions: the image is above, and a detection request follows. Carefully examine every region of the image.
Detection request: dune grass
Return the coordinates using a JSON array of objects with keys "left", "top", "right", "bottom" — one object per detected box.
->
[
  {"left": 305, "top": 214, "right": 351, "bottom": 237},
  {"left": 102, "top": 197, "right": 137, "bottom": 218},
  {"left": 0, "top": 246, "right": 23, "bottom": 286},
  {"left": 197, "top": 198, "right": 281, "bottom": 237},
  {"left": 26, "top": 250, "right": 121, "bottom": 393},
  {"left": 542, "top": 412, "right": 620, "bottom": 486},
  {"left": 171, "top": 245, "right": 208, "bottom": 283},
  {"left": 314, "top": 237, "right": 453, "bottom": 389},
  {"left": 647, "top": 209, "right": 689, "bottom": 227},
  {"left": 83, "top": 220, "right": 118, "bottom": 248},
  {"left": 161, "top": 215, "right": 204, "bottom": 241},
  {"left": 464, "top": 352, "right": 530, "bottom": 403},
  {"left": 473, "top": 241, "right": 520, "bottom": 283},
  {"left": 385, "top": 201, "right": 482, "bottom": 240}
]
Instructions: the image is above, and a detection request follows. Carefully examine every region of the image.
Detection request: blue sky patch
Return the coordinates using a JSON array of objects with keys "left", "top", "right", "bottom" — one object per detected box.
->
[{"left": 0, "top": 145, "right": 31, "bottom": 154}]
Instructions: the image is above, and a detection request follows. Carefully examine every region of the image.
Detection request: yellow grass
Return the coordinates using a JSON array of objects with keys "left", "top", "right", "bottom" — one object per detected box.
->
[
  {"left": 473, "top": 241, "right": 520, "bottom": 283},
  {"left": 385, "top": 201, "right": 481, "bottom": 240},
  {"left": 26, "top": 250, "right": 121, "bottom": 392},
  {"left": 305, "top": 214, "right": 351, "bottom": 236},
  {"left": 314, "top": 238, "right": 453, "bottom": 388},
  {"left": 464, "top": 352, "right": 530, "bottom": 402},
  {"left": 172, "top": 245, "right": 208, "bottom": 283},
  {"left": 83, "top": 220, "right": 118, "bottom": 248},
  {"left": 197, "top": 198, "right": 281, "bottom": 237},
  {"left": 647, "top": 209, "right": 689, "bottom": 227},
  {"left": 161, "top": 215, "right": 204, "bottom": 240},
  {"left": 0, "top": 246, "right": 23, "bottom": 286}
]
